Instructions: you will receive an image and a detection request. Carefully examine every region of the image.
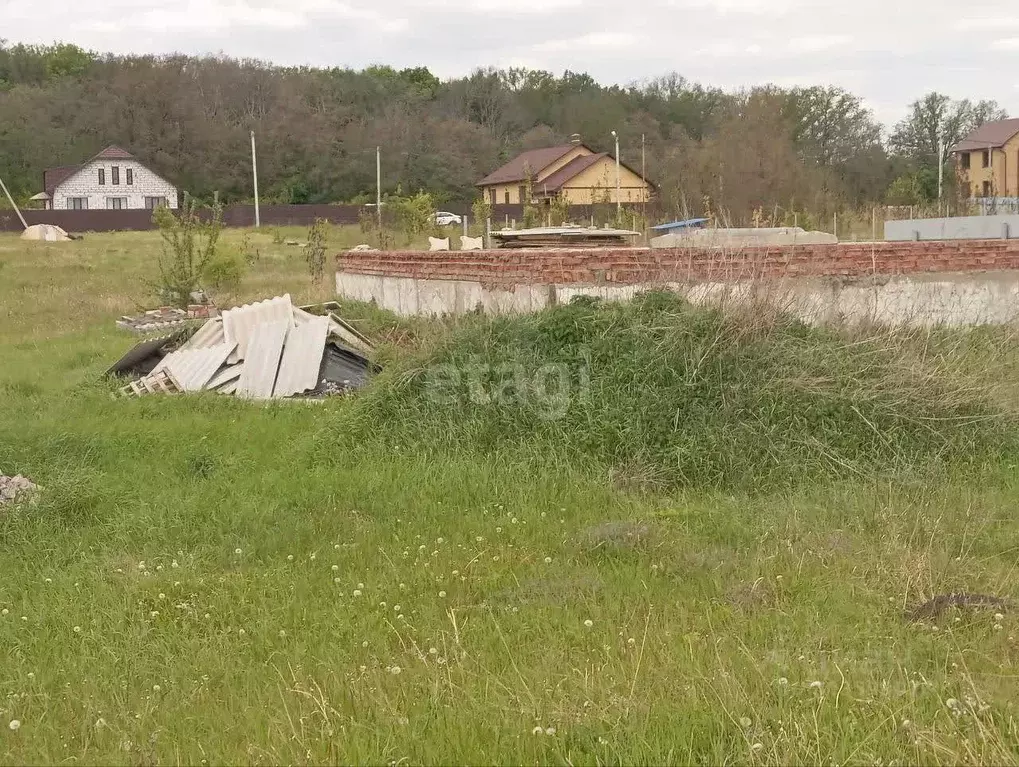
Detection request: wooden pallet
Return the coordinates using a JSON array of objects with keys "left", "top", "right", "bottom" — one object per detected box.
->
[{"left": 118, "top": 370, "right": 182, "bottom": 398}]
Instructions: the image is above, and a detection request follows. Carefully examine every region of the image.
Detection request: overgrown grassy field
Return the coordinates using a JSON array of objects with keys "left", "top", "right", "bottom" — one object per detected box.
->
[{"left": 5, "top": 230, "right": 1019, "bottom": 764}]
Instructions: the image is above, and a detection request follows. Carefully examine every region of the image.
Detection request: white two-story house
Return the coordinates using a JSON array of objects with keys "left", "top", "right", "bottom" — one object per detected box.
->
[{"left": 34, "top": 146, "right": 179, "bottom": 211}]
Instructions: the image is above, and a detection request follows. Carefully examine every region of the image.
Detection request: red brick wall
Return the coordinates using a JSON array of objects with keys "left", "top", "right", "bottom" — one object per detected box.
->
[{"left": 336, "top": 241, "right": 1019, "bottom": 286}]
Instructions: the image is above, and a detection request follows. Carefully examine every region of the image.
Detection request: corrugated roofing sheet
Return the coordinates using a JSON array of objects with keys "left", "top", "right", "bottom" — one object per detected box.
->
[
  {"left": 293, "top": 306, "right": 373, "bottom": 353},
  {"left": 182, "top": 318, "right": 226, "bottom": 350},
  {"left": 274, "top": 315, "right": 329, "bottom": 397},
  {"left": 223, "top": 295, "right": 295, "bottom": 361},
  {"left": 206, "top": 362, "right": 244, "bottom": 390},
  {"left": 236, "top": 321, "right": 289, "bottom": 399},
  {"left": 155, "top": 343, "right": 237, "bottom": 392}
]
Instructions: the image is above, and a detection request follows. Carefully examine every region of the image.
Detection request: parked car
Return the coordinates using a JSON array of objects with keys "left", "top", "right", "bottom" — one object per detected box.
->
[{"left": 433, "top": 211, "right": 462, "bottom": 226}]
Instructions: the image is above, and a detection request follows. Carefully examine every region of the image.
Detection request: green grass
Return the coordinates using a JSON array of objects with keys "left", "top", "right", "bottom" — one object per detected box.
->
[{"left": 4, "top": 231, "right": 1019, "bottom": 764}]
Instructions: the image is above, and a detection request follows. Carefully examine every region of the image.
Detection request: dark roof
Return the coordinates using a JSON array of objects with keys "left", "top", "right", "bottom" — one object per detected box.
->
[
  {"left": 478, "top": 143, "right": 583, "bottom": 186},
  {"left": 535, "top": 153, "right": 607, "bottom": 192},
  {"left": 651, "top": 217, "right": 710, "bottom": 232},
  {"left": 41, "top": 146, "right": 138, "bottom": 195},
  {"left": 952, "top": 118, "right": 1019, "bottom": 152},
  {"left": 94, "top": 145, "right": 135, "bottom": 160},
  {"left": 43, "top": 165, "right": 82, "bottom": 197}
]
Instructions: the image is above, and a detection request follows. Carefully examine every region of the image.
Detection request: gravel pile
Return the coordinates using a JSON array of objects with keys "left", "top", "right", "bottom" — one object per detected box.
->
[{"left": 0, "top": 475, "right": 39, "bottom": 507}]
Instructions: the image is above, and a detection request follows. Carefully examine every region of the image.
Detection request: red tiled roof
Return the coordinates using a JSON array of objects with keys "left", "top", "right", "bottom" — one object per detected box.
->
[
  {"left": 535, "top": 153, "right": 607, "bottom": 192},
  {"left": 41, "top": 146, "right": 138, "bottom": 195},
  {"left": 93, "top": 145, "right": 135, "bottom": 160},
  {"left": 477, "top": 144, "right": 582, "bottom": 186},
  {"left": 952, "top": 118, "right": 1019, "bottom": 152},
  {"left": 43, "top": 165, "right": 82, "bottom": 197}
]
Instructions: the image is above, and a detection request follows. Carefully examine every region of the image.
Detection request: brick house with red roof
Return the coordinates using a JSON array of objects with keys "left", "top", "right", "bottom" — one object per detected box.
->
[{"left": 32, "top": 146, "right": 178, "bottom": 211}]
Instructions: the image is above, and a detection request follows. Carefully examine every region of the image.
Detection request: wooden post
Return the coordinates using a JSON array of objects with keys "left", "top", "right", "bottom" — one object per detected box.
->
[{"left": 0, "top": 175, "right": 27, "bottom": 230}]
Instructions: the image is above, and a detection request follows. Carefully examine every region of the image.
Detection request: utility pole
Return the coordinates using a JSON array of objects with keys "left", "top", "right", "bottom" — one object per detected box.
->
[
  {"left": 611, "top": 130, "right": 620, "bottom": 222},
  {"left": 376, "top": 146, "right": 382, "bottom": 242},
  {"left": 937, "top": 134, "right": 945, "bottom": 215},
  {"left": 250, "top": 131, "right": 260, "bottom": 228},
  {"left": 641, "top": 133, "right": 646, "bottom": 230},
  {"left": 0, "top": 174, "right": 28, "bottom": 230}
]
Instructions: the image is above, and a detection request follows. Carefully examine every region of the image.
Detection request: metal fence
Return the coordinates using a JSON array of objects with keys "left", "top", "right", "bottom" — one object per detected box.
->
[{"left": 0, "top": 204, "right": 366, "bottom": 233}]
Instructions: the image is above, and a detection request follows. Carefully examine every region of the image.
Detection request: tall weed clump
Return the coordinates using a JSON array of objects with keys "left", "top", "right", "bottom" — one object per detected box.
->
[{"left": 342, "top": 292, "right": 1014, "bottom": 491}]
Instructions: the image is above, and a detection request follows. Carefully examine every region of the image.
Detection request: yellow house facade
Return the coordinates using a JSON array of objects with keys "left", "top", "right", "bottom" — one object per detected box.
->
[
  {"left": 952, "top": 118, "right": 1019, "bottom": 198},
  {"left": 477, "top": 139, "right": 652, "bottom": 206}
]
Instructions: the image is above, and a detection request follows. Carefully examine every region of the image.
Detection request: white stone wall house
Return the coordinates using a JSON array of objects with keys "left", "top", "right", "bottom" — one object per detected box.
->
[{"left": 34, "top": 146, "right": 178, "bottom": 211}]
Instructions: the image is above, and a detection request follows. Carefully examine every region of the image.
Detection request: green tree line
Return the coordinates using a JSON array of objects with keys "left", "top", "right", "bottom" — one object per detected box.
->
[{"left": 0, "top": 41, "right": 1008, "bottom": 221}]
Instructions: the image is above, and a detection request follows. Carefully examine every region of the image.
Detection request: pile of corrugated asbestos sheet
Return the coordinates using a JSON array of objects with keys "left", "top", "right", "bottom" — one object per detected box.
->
[{"left": 110, "top": 295, "right": 374, "bottom": 400}]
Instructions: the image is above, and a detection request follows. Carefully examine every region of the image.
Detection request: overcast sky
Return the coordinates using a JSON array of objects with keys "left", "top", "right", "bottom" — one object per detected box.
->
[{"left": 6, "top": 0, "right": 1019, "bottom": 128}]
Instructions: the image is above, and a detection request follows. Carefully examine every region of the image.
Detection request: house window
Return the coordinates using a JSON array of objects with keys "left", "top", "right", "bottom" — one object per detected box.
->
[
  {"left": 126, "top": 168, "right": 133, "bottom": 185},
  {"left": 959, "top": 153, "right": 970, "bottom": 170},
  {"left": 982, "top": 151, "right": 990, "bottom": 168},
  {"left": 983, "top": 181, "right": 992, "bottom": 197},
  {"left": 144, "top": 196, "right": 168, "bottom": 210},
  {"left": 518, "top": 185, "right": 527, "bottom": 203},
  {"left": 106, "top": 197, "right": 128, "bottom": 210},
  {"left": 66, "top": 197, "right": 87, "bottom": 210},
  {"left": 112, "top": 166, "right": 120, "bottom": 185},
  {"left": 504, "top": 190, "right": 510, "bottom": 204},
  {"left": 98, "top": 168, "right": 105, "bottom": 185}
]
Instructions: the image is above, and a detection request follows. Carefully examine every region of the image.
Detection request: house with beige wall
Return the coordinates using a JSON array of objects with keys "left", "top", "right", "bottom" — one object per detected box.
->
[
  {"left": 952, "top": 118, "right": 1019, "bottom": 199},
  {"left": 477, "top": 138, "right": 652, "bottom": 206}
]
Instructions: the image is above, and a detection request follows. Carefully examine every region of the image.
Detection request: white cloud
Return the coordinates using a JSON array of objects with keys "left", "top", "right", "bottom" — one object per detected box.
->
[
  {"left": 534, "top": 32, "right": 637, "bottom": 53},
  {"left": 991, "top": 37, "right": 1019, "bottom": 49},
  {"left": 955, "top": 17, "right": 1019, "bottom": 30},
  {"left": 787, "top": 35, "right": 852, "bottom": 54}
]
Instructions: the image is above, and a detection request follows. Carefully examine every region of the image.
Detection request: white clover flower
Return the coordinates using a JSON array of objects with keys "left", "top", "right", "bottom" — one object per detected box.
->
[
  {"left": 153, "top": 684, "right": 161, "bottom": 692},
  {"left": 353, "top": 590, "right": 362, "bottom": 597},
  {"left": 545, "top": 727, "right": 556, "bottom": 736},
  {"left": 390, "top": 666, "right": 402, "bottom": 675},
  {"left": 334, "top": 544, "right": 341, "bottom": 550},
  {"left": 544, "top": 557, "right": 553, "bottom": 564},
  {"left": 362, "top": 640, "right": 369, "bottom": 648},
  {"left": 73, "top": 626, "right": 81, "bottom": 633},
  {"left": 627, "top": 637, "right": 636, "bottom": 646},
  {"left": 429, "top": 647, "right": 438, "bottom": 655},
  {"left": 26, "top": 672, "right": 33, "bottom": 679},
  {"left": 439, "top": 591, "right": 447, "bottom": 598},
  {"left": 279, "top": 630, "right": 286, "bottom": 638},
  {"left": 437, "top": 538, "right": 445, "bottom": 544},
  {"left": 751, "top": 743, "right": 763, "bottom": 752},
  {"left": 171, "top": 560, "right": 179, "bottom": 568},
  {"left": 1, "top": 609, "right": 8, "bottom": 616},
  {"left": 476, "top": 536, "right": 483, "bottom": 542},
  {"left": 809, "top": 680, "right": 822, "bottom": 689},
  {"left": 137, "top": 561, "right": 146, "bottom": 570},
  {"left": 399, "top": 583, "right": 406, "bottom": 590},
  {"left": 287, "top": 555, "right": 294, "bottom": 562},
  {"left": 310, "top": 554, "right": 317, "bottom": 561},
  {"left": 452, "top": 570, "right": 459, "bottom": 576},
  {"left": 357, "top": 583, "right": 365, "bottom": 589},
  {"left": 334, "top": 578, "right": 341, "bottom": 584},
  {"left": 44, "top": 578, "right": 52, "bottom": 584},
  {"left": 739, "top": 717, "right": 752, "bottom": 728},
  {"left": 238, "top": 628, "right": 246, "bottom": 636},
  {"left": 115, "top": 568, "right": 123, "bottom": 574},
  {"left": 95, "top": 718, "right": 107, "bottom": 729},
  {"left": 584, "top": 619, "right": 594, "bottom": 628},
  {"left": 156, "top": 565, "right": 163, "bottom": 572},
  {"left": 541, "top": 512, "right": 547, "bottom": 518},
  {"left": 234, "top": 548, "right": 242, "bottom": 555},
  {"left": 204, "top": 613, "right": 211, "bottom": 619},
  {"left": 496, "top": 527, "right": 502, "bottom": 533},
  {"left": 150, "top": 611, "right": 159, "bottom": 618},
  {"left": 394, "top": 604, "right": 402, "bottom": 612},
  {"left": 995, "top": 613, "right": 1005, "bottom": 621},
  {"left": 511, "top": 517, "right": 518, "bottom": 524},
  {"left": 777, "top": 677, "right": 789, "bottom": 686},
  {"left": 158, "top": 593, "right": 165, "bottom": 600},
  {"left": 8, "top": 720, "right": 20, "bottom": 731},
  {"left": 332, "top": 565, "right": 339, "bottom": 572},
  {"left": 532, "top": 726, "right": 543, "bottom": 735}
]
